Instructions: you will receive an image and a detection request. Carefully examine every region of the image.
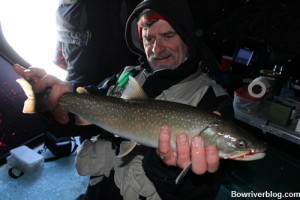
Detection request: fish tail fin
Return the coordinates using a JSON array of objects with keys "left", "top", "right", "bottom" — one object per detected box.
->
[{"left": 16, "top": 78, "right": 36, "bottom": 113}]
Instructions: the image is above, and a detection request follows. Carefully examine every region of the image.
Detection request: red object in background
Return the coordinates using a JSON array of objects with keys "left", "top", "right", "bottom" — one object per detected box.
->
[
  {"left": 220, "top": 55, "right": 232, "bottom": 71},
  {"left": 53, "top": 41, "right": 67, "bottom": 70},
  {"left": 0, "top": 55, "right": 46, "bottom": 163}
]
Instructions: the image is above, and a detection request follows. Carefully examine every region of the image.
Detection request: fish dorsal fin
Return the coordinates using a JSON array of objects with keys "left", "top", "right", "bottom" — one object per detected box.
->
[
  {"left": 117, "top": 141, "right": 138, "bottom": 158},
  {"left": 16, "top": 78, "right": 36, "bottom": 113},
  {"left": 76, "top": 86, "right": 89, "bottom": 94},
  {"left": 121, "top": 76, "right": 147, "bottom": 100}
]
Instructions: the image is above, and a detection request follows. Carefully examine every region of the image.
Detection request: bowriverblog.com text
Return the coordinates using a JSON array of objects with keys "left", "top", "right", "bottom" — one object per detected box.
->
[{"left": 231, "top": 191, "right": 300, "bottom": 199}]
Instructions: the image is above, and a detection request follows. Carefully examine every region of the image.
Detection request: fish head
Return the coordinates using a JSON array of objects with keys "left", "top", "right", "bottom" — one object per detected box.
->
[{"left": 202, "top": 119, "right": 267, "bottom": 161}]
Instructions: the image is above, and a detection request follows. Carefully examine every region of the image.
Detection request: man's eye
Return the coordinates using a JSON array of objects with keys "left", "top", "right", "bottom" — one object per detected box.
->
[
  {"left": 163, "top": 33, "right": 176, "bottom": 39},
  {"left": 164, "top": 35, "right": 173, "bottom": 39},
  {"left": 144, "top": 37, "right": 154, "bottom": 44}
]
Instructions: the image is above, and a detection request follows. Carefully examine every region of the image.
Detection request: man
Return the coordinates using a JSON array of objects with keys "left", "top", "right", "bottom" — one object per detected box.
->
[{"left": 14, "top": 0, "right": 233, "bottom": 199}]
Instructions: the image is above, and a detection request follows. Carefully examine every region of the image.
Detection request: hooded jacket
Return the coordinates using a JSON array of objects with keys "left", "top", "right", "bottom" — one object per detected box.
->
[{"left": 124, "top": 0, "right": 204, "bottom": 98}]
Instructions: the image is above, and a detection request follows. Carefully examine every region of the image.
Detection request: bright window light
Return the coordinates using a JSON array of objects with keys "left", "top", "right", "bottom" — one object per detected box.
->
[{"left": 0, "top": 0, "right": 67, "bottom": 80}]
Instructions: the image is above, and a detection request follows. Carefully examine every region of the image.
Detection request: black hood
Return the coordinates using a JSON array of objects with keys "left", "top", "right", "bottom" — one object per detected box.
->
[{"left": 125, "top": 0, "right": 200, "bottom": 65}]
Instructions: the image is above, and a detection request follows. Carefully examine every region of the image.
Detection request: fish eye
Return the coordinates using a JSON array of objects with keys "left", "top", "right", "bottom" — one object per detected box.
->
[{"left": 236, "top": 139, "right": 248, "bottom": 149}]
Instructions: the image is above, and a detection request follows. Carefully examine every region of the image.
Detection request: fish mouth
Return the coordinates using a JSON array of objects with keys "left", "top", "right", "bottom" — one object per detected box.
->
[
  {"left": 232, "top": 152, "right": 266, "bottom": 161},
  {"left": 226, "top": 151, "right": 266, "bottom": 161}
]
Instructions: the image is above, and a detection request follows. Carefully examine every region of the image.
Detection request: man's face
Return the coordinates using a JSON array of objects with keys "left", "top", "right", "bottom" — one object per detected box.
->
[{"left": 141, "top": 19, "right": 188, "bottom": 72}]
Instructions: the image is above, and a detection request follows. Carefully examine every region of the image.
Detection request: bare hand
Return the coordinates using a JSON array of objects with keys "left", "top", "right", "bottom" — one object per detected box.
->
[
  {"left": 157, "top": 125, "right": 219, "bottom": 174},
  {"left": 14, "top": 64, "right": 72, "bottom": 124}
]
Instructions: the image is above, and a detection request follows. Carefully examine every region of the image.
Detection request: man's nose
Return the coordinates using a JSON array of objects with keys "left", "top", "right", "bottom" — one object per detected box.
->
[{"left": 152, "top": 39, "right": 165, "bottom": 54}]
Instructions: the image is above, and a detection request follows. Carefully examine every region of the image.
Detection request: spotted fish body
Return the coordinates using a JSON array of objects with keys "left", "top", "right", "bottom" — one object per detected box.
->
[
  {"left": 60, "top": 93, "right": 213, "bottom": 148},
  {"left": 16, "top": 77, "right": 266, "bottom": 161},
  {"left": 59, "top": 92, "right": 266, "bottom": 160}
]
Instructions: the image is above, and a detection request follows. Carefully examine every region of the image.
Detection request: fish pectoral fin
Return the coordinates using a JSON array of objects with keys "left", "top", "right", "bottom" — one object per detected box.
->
[
  {"left": 121, "top": 76, "right": 147, "bottom": 100},
  {"left": 16, "top": 78, "right": 36, "bottom": 113},
  {"left": 117, "top": 140, "right": 137, "bottom": 158},
  {"left": 175, "top": 161, "right": 192, "bottom": 184}
]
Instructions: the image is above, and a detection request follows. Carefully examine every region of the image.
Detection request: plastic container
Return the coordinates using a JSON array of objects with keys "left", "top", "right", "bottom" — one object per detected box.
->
[
  {"left": 7, "top": 145, "right": 44, "bottom": 172},
  {"left": 233, "top": 85, "right": 262, "bottom": 114}
]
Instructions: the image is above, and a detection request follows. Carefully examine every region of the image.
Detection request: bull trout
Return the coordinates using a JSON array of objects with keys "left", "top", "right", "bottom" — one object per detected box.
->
[{"left": 17, "top": 77, "right": 266, "bottom": 183}]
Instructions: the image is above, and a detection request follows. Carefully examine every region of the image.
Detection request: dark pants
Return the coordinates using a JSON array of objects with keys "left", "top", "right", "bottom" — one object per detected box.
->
[{"left": 76, "top": 170, "right": 123, "bottom": 200}]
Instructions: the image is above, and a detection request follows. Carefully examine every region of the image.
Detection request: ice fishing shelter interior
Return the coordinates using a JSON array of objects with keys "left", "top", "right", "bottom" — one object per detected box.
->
[{"left": 0, "top": 0, "right": 300, "bottom": 199}]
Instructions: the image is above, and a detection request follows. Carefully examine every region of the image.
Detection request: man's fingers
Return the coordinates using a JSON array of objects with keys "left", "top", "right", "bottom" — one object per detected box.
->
[
  {"left": 158, "top": 126, "right": 172, "bottom": 154},
  {"left": 191, "top": 136, "right": 207, "bottom": 174},
  {"left": 176, "top": 133, "right": 191, "bottom": 169},
  {"left": 157, "top": 125, "right": 177, "bottom": 165},
  {"left": 52, "top": 106, "right": 69, "bottom": 124},
  {"left": 13, "top": 64, "right": 27, "bottom": 76},
  {"left": 191, "top": 137, "right": 219, "bottom": 174},
  {"left": 45, "top": 82, "right": 71, "bottom": 124},
  {"left": 14, "top": 64, "right": 49, "bottom": 88},
  {"left": 23, "top": 66, "right": 47, "bottom": 79},
  {"left": 31, "top": 74, "right": 61, "bottom": 93},
  {"left": 205, "top": 145, "right": 219, "bottom": 173},
  {"left": 157, "top": 128, "right": 220, "bottom": 175}
]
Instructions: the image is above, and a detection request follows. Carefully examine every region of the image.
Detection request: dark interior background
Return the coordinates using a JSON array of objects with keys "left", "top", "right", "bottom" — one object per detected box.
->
[{"left": 190, "top": 0, "right": 299, "bottom": 64}]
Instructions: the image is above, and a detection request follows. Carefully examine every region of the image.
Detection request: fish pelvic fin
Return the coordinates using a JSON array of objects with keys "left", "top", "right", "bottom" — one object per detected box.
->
[
  {"left": 75, "top": 116, "right": 93, "bottom": 126},
  {"left": 116, "top": 141, "right": 138, "bottom": 158},
  {"left": 16, "top": 78, "right": 36, "bottom": 113},
  {"left": 121, "top": 76, "right": 147, "bottom": 100},
  {"left": 175, "top": 162, "right": 192, "bottom": 184}
]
